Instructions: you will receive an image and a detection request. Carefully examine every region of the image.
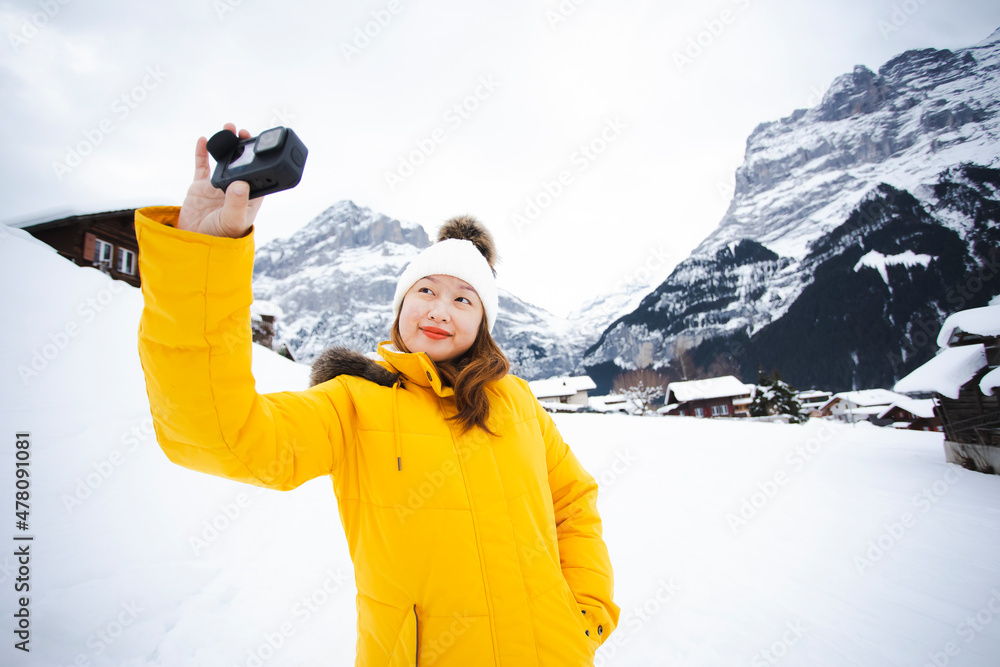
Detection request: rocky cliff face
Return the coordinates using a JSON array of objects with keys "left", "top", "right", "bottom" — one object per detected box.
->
[{"left": 583, "top": 28, "right": 1000, "bottom": 392}]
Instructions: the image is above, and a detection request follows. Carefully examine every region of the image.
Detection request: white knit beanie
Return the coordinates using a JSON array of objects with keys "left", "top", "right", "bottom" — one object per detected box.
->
[{"left": 392, "top": 216, "right": 499, "bottom": 333}]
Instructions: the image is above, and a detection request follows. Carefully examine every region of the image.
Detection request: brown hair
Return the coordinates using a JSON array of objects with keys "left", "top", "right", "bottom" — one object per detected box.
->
[{"left": 390, "top": 314, "right": 509, "bottom": 436}]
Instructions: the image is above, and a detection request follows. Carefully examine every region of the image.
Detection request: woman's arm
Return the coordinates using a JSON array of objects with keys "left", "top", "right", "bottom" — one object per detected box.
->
[
  {"left": 536, "top": 400, "right": 621, "bottom": 646},
  {"left": 135, "top": 126, "right": 355, "bottom": 490}
]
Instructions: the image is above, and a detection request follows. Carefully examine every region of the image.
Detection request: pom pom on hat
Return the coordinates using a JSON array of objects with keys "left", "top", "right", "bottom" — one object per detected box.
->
[
  {"left": 437, "top": 215, "right": 498, "bottom": 273},
  {"left": 393, "top": 215, "right": 499, "bottom": 333}
]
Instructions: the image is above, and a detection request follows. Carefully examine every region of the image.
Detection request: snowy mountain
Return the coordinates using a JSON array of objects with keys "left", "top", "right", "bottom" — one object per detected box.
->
[
  {"left": 583, "top": 28, "right": 1000, "bottom": 393},
  {"left": 4, "top": 221, "right": 1000, "bottom": 666},
  {"left": 251, "top": 200, "right": 613, "bottom": 380}
]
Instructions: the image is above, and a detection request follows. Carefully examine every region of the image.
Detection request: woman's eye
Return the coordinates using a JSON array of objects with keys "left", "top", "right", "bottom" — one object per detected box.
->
[
  {"left": 418, "top": 287, "right": 434, "bottom": 295},
  {"left": 456, "top": 296, "right": 471, "bottom": 305}
]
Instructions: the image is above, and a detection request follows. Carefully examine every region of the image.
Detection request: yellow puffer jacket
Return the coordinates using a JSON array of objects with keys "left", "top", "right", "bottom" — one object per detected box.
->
[{"left": 134, "top": 207, "right": 620, "bottom": 666}]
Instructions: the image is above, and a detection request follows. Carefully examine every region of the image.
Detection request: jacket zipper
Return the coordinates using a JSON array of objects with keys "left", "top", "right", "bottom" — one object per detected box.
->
[{"left": 413, "top": 604, "right": 419, "bottom": 667}]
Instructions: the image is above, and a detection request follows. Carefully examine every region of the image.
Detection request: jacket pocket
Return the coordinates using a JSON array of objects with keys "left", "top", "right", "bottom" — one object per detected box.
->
[
  {"left": 356, "top": 593, "right": 419, "bottom": 666},
  {"left": 556, "top": 578, "right": 597, "bottom": 646}
]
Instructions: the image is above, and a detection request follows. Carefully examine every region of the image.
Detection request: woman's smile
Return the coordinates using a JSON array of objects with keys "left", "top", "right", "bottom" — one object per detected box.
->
[{"left": 421, "top": 326, "right": 452, "bottom": 340}]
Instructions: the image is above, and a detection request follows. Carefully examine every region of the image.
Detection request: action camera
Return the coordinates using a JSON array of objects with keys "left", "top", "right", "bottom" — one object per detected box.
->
[{"left": 207, "top": 126, "right": 308, "bottom": 199}]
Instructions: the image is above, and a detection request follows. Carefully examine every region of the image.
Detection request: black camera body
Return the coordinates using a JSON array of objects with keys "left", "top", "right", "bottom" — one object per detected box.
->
[{"left": 207, "top": 126, "right": 308, "bottom": 199}]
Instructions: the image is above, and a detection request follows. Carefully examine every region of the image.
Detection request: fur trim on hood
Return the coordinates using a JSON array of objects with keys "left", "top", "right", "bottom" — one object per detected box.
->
[{"left": 309, "top": 347, "right": 400, "bottom": 388}]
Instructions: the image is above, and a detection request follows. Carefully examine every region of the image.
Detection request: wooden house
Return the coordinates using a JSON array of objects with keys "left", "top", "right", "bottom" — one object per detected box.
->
[
  {"left": 817, "top": 389, "right": 913, "bottom": 424},
  {"left": 894, "top": 303, "right": 1000, "bottom": 474},
  {"left": 659, "top": 375, "right": 751, "bottom": 418},
  {"left": 877, "top": 398, "right": 942, "bottom": 431},
  {"left": 11, "top": 209, "right": 141, "bottom": 287},
  {"left": 528, "top": 375, "right": 597, "bottom": 407}
]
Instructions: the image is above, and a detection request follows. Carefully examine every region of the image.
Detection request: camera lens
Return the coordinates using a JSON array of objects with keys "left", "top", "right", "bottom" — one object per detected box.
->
[{"left": 255, "top": 128, "right": 285, "bottom": 153}]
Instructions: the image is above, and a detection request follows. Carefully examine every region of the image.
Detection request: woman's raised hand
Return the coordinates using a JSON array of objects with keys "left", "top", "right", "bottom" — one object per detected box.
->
[{"left": 177, "top": 122, "right": 264, "bottom": 238}]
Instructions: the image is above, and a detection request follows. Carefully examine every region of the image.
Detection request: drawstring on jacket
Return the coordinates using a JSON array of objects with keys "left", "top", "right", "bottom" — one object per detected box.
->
[{"left": 392, "top": 380, "right": 403, "bottom": 471}]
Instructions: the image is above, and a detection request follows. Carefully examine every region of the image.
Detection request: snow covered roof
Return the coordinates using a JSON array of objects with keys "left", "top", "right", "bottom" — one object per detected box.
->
[
  {"left": 590, "top": 394, "right": 642, "bottom": 413},
  {"left": 981, "top": 367, "right": 1000, "bottom": 397},
  {"left": 850, "top": 405, "right": 891, "bottom": 416},
  {"left": 797, "top": 390, "right": 832, "bottom": 400},
  {"left": 979, "top": 366, "right": 1000, "bottom": 396},
  {"left": 2, "top": 206, "right": 143, "bottom": 230},
  {"left": 250, "top": 300, "right": 284, "bottom": 319},
  {"left": 824, "top": 388, "right": 910, "bottom": 408},
  {"left": 893, "top": 344, "right": 988, "bottom": 400},
  {"left": 937, "top": 305, "right": 1000, "bottom": 347},
  {"left": 877, "top": 397, "right": 937, "bottom": 420},
  {"left": 667, "top": 376, "right": 750, "bottom": 402},
  {"left": 529, "top": 375, "right": 596, "bottom": 399}
]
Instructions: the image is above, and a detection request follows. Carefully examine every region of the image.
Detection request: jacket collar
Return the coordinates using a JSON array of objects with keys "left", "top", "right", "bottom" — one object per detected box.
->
[{"left": 377, "top": 342, "right": 455, "bottom": 398}]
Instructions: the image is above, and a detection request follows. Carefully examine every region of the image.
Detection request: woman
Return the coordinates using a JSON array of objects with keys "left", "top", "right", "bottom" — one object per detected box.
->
[{"left": 136, "top": 123, "right": 620, "bottom": 666}]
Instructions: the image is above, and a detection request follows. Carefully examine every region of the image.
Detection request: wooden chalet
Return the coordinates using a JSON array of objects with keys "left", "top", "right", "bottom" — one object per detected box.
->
[
  {"left": 877, "top": 399, "right": 942, "bottom": 432},
  {"left": 817, "top": 389, "right": 913, "bottom": 424},
  {"left": 659, "top": 375, "right": 751, "bottom": 418},
  {"left": 895, "top": 303, "right": 1000, "bottom": 474},
  {"left": 12, "top": 209, "right": 141, "bottom": 287},
  {"left": 528, "top": 376, "right": 597, "bottom": 407}
]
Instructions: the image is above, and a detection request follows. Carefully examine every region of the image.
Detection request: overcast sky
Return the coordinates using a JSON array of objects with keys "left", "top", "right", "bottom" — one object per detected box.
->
[{"left": 1, "top": 0, "right": 998, "bottom": 317}]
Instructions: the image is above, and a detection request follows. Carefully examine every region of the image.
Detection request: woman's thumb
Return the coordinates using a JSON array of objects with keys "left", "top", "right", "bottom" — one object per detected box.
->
[{"left": 221, "top": 180, "right": 251, "bottom": 237}]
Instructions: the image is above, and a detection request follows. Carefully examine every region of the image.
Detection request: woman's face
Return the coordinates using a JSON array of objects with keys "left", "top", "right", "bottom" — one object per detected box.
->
[{"left": 399, "top": 275, "right": 484, "bottom": 362}]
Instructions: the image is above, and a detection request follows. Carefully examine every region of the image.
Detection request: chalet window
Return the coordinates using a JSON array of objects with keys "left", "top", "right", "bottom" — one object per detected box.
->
[
  {"left": 118, "top": 248, "right": 135, "bottom": 275},
  {"left": 93, "top": 239, "right": 113, "bottom": 265},
  {"left": 694, "top": 407, "right": 704, "bottom": 417},
  {"left": 712, "top": 404, "right": 729, "bottom": 416}
]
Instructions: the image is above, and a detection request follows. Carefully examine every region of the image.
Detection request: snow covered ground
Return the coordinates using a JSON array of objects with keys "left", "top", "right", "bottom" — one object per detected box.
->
[{"left": 2, "top": 225, "right": 1000, "bottom": 666}]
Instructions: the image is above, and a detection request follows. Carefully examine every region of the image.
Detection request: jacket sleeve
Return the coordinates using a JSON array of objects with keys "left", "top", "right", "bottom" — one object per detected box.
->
[
  {"left": 135, "top": 206, "right": 356, "bottom": 491},
  {"left": 535, "top": 398, "right": 621, "bottom": 647}
]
